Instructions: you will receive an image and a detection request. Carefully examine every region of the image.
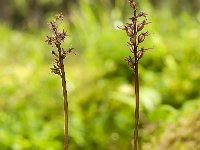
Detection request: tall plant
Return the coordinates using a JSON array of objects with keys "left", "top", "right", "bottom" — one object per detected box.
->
[
  {"left": 46, "top": 13, "right": 75, "bottom": 150},
  {"left": 120, "top": 1, "right": 151, "bottom": 149}
]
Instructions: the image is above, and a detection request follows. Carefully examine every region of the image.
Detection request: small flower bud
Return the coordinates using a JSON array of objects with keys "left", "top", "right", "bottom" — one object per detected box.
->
[
  {"left": 125, "top": 26, "right": 134, "bottom": 37},
  {"left": 137, "top": 23, "right": 144, "bottom": 32},
  {"left": 138, "top": 33, "right": 145, "bottom": 43},
  {"left": 137, "top": 20, "right": 149, "bottom": 32},
  {"left": 136, "top": 50, "right": 144, "bottom": 59},
  {"left": 138, "top": 32, "right": 149, "bottom": 43},
  {"left": 128, "top": 42, "right": 135, "bottom": 53}
]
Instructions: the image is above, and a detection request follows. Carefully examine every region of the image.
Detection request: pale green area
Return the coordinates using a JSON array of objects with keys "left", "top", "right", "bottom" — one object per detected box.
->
[{"left": 0, "top": 0, "right": 200, "bottom": 149}]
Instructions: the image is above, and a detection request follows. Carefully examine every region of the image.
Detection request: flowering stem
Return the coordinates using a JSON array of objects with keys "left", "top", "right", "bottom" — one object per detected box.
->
[
  {"left": 120, "top": 1, "right": 151, "bottom": 149},
  {"left": 133, "top": 7, "right": 139, "bottom": 150},
  {"left": 46, "top": 13, "right": 74, "bottom": 150}
]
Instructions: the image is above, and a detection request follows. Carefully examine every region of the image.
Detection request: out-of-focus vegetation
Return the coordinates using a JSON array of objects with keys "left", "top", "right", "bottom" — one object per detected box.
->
[{"left": 0, "top": 0, "right": 200, "bottom": 149}]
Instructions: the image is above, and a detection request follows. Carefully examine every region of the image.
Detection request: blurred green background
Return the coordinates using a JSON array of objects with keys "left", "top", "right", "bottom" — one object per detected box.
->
[{"left": 0, "top": 0, "right": 200, "bottom": 149}]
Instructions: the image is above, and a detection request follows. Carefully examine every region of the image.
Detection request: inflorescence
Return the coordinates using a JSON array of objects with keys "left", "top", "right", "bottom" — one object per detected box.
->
[
  {"left": 120, "top": 0, "right": 151, "bottom": 70},
  {"left": 45, "top": 13, "right": 75, "bottom": 76}
]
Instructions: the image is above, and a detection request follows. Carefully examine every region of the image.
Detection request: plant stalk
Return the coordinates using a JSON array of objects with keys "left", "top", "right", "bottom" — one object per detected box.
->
[
  {"left": 133, "top": 7, "right": 139, "bottom": 150},
  {"left": 57, "top": 44, "right": 68, "bottom": 150},
  {"left": 133, "top": 63, "right": 139, "bottom": 150}
]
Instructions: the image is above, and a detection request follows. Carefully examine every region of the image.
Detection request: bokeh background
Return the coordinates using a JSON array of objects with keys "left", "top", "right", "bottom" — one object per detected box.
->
[{"left": 0, "top": 0, "right": 200, "bottom": 149}]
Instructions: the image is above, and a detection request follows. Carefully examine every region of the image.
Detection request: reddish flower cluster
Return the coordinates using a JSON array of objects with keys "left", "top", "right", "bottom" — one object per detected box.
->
[
  {"left": 120, "top": 0, "right": 151, "bottom": 69},
  {"left": 46, "top": 13, "right": 67, "bottom": 46},
  {"left": 46, "top": 13, "right": 75, "bottom": 76}
]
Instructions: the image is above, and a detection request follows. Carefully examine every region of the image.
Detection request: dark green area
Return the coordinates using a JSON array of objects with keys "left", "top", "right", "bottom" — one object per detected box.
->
[{"left": 0, "top": 0, "right": 200, "bottom": 149}]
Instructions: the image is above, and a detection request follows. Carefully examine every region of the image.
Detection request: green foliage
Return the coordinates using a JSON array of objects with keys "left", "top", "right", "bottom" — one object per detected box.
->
[
  {"left": 143, "top": 99, "right": 200, "bottom": 150},
  {"left": 0, "top": 0, "right": 200, "bottom": 149}
]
